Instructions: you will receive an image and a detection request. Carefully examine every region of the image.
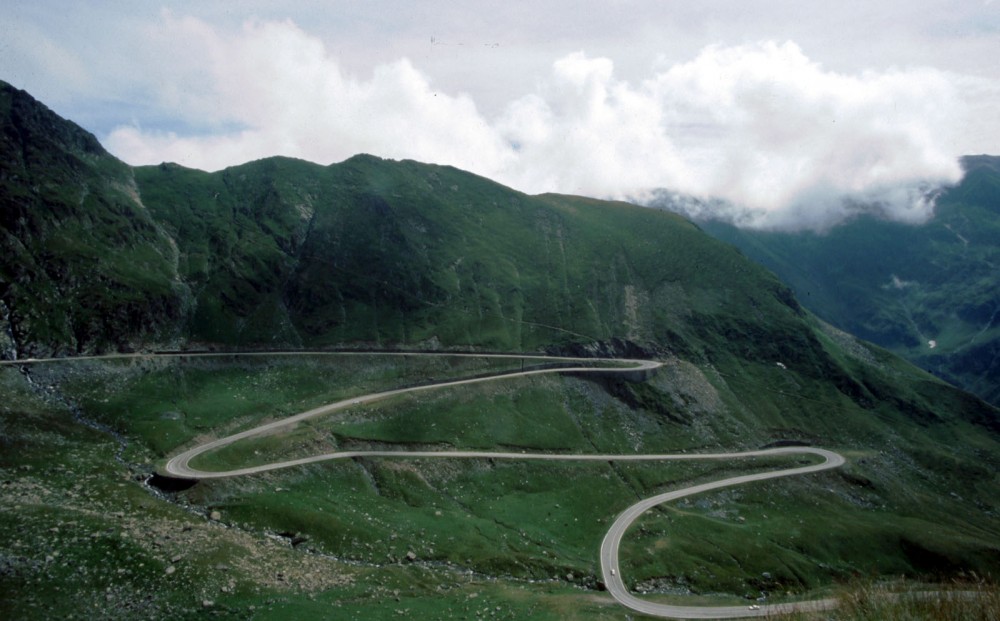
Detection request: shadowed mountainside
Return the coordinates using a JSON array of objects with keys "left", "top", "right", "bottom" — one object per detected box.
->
[{"left": 0, "top": 82, "right": 188, "bottom": 357}]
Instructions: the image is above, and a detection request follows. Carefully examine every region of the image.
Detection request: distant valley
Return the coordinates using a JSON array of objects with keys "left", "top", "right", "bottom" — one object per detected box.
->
[{"left": 678, "top": 159, "right": 1000, "bottom": 407}]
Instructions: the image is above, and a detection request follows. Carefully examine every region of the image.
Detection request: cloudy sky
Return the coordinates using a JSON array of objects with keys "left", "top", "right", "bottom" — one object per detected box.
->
[{"left": 3, "top": 1, "right": 999, "bottom": 229}]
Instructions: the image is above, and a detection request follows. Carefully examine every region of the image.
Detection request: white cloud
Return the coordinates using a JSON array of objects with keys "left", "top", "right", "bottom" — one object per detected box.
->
[
  {"left": 107, "top": 14, "right": 513, "bottom": 174},
  {"left": 629, "top": 41, "right": 967, "bottom": 228},
  {"left": 493, "top": 52, "right": 690, "bottom": 196},
  {"left": 105, "top": 16, "right": 980, "bottom": 231}
]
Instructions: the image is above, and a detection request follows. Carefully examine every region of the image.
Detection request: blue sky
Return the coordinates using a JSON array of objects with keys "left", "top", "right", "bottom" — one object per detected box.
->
[{"left": 3, "top": 0, "right": 999, "bottom": 229}]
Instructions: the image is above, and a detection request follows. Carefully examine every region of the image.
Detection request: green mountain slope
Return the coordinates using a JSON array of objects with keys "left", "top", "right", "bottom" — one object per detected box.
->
[
  {"left": 699, "top": 157, "right": 1000, "bottom": 406},
  {"left": 131, "top": 154, "right": 816, "bottom": 361},
  {"left": 0, "top": 82, "right": 188, "bottom": 357},
  {"left": 1, "top": 80, "right": 999, "bottom": 619},
  {"left": 0, "top": 79, "right": 816, "bottom": 368}
]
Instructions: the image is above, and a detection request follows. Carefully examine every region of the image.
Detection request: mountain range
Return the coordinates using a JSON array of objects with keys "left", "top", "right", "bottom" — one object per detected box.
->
[
  {"left": 0, "top": 79, "right": 844, "bottom": 369},
  {"left": 2, "top": 79, "right": 999, "bottom": 619}
]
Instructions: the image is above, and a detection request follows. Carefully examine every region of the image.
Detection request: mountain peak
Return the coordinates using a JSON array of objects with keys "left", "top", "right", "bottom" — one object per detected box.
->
[{"left": 1, "top": 80, "right": 108, "bottom": 164}]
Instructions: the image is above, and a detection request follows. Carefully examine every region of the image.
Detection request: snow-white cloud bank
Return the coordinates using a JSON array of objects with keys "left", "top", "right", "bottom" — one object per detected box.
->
[{"left": 106, "top": 14, "right": 983, "bottom": 231}]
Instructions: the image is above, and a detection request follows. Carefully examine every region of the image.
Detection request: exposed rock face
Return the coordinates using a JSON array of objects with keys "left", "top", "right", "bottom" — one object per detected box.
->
[{"left": 0, "top": 299, "right": 17, "bottom": 359}]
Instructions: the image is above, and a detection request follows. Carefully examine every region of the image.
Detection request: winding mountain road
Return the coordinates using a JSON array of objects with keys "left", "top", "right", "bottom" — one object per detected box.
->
[
  {"left": 151, "top": 352, "right": 848, "bottom": 618},
  {"left": 599, "top": 446, "right": 843, "bottom": 619},
  {"left": 10, "top": 351, "right": 848, "bottom": 617}
]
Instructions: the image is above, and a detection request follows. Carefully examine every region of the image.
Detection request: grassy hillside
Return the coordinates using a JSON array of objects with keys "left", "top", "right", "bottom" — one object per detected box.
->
[
  {"left": 130, "top": 154, "right": 810, "bottom": 360},
  {"left": 2, "top": 350, "right": 998, "bottom": 619},
  {"left": 699, "top": 156, "right": 1000, "bottom": 406}
]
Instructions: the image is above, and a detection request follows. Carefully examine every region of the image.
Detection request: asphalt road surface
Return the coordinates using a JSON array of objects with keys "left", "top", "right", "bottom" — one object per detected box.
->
[
  {"left": 599, "top": 446, "right": 843, "bottom": 618},
  {"left": 162, "top": 354, "right": 663, "bottom": 478}
]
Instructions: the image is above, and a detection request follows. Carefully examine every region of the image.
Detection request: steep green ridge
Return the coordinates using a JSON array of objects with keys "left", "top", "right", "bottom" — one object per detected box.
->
[
  {"left": 0, "top": 82, "right": 188, "bottom": 357},
  {"left": 1, "top": 80, "right": 999, "bottom": 619},
  {"left": 699, "top": 157, "right": 1000, "bottom": 406}
]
